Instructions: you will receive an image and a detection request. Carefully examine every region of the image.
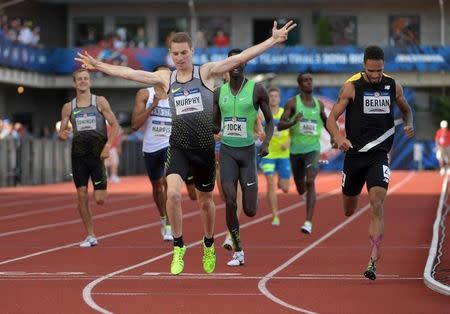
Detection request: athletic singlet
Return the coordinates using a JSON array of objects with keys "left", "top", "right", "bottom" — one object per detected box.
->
[
  {"left": 167, "top": 65, "right": 214, "bottom": 149},
  {"left": 266, "top": 107, "right": 289, "bottom": 158},
  {"left": 218, "top": 79, "right": 257, "bottom": 147},
  {"left": 290, "top": 96, "right": 323, "bottom": 154},
  {"left": 345, "top": 72, "right": 396, "bottom": 154},
  {"left": 70, "top": 94, "right": 107, "bottom": 158},
  {"left": 142, "top": 87, "right": 172, "bottom": 153}
]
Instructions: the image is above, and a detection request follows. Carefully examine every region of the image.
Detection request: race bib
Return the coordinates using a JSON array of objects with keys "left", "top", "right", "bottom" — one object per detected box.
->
[
  {"left": 363, "top": 91, "right": 391, "bottom": 114},
  {"left": 299, "top": 119, "right": 317, "bottom": 135},
  {"left": 75, "top": 113, "right": 96, "bottom": 131},
  {"left": 223, "top": 117, "right": 248, "bottom": 138},
  {"left": 173, "top": 88, "right": 204, "bottom": 115},
  {"left": 150, "top": 120, "right": 172, "bottom": 138}
]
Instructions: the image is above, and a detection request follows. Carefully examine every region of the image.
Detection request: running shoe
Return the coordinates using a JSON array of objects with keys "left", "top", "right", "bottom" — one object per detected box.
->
[
  {"left": 222, "top": 236, "right": 233, "bottom": 251},
  {"left": 160, "top": 217, "right": 166, "bottom": 237},
  {"left": 163, "top": 225, "right": 174, "bottom": 241},
  {"left": 170, "top": 246, "right": 186, "bottom": 275},
  {"left": 79, "top": 235, "right": 98, "bottom": 248},
  {"left": 227, "top": 250, "right": 245, "bottom": 266},
  {"left": 301, "top": 221, "right": 312, "bottom": 234},
  {"left": 363, "top": 257, "right": 377, "bottom": 280},
  {"left": 271, "top": 215, "right": 280, "bottom": 226},
  {"left": 202, "top": 244, "right": 216, "bottom": 273}
]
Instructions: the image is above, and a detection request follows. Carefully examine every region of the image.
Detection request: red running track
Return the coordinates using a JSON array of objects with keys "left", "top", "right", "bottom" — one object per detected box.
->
[{"left": 0, "top": 171, "right": 448, "bottom": 313}]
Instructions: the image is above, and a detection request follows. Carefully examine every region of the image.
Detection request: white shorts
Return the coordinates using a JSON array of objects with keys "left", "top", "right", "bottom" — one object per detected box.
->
[{"left": 436, "top": 146, "right": 450, "bottom": 162}]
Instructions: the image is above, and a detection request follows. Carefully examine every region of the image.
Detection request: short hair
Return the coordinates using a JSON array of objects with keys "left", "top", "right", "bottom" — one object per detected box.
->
[
  {"left": 72, "top": 68, "right": 89, "bottom": 82},
  {"left": 228, "top": 48, "right": 243, "bottom": 57},
  {"left": 267, "top": 87, "right": 280, "bottom": 94},
  {"left": 364, "top": 46, "right": 384, "bottom": 63},
  {"left": 170, "top": 32, "right": 192, "bottom": 48},
  {"left": 296, "top": 72, "right": 309, "bottom": 86}
]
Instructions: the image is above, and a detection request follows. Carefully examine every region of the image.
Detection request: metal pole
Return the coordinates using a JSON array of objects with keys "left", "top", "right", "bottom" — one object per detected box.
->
[
  {"left": 188, "top": 0, "right": 197, "bottom": 42},
  {"left": 439, "top": 0, "right": 445, "bottom": 46}
]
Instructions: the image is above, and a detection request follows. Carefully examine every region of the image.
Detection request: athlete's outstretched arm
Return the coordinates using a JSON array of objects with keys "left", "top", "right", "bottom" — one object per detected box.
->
[
  {"left": 213, "top": 88, "right": 222, "bottom": 135},
  {"left": 75, "top": 51, "right": 169, "bottom": 87},
  {"left": 277, "top": 97, "right": 300, "bottom": 131},
  {"left": 326, "top": 82, "right": 354, "bottom": 151},
  {"left": 255, "top": 84, "right": 273, "bottom": 157},
  {"left": 395, "top": 82, "right": 414, "bottom": 138},
  {"left": 202, "top": 20, "right": 297, "bottom": 79}
]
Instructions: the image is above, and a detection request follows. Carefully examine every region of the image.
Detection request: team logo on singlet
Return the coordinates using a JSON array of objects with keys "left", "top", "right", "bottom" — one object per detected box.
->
[
  {"left": 363, "top": 91, "right": 391, "bottom": 114},
  {"left": 173, "top": 88, "right": 204, "bottom": 115}
]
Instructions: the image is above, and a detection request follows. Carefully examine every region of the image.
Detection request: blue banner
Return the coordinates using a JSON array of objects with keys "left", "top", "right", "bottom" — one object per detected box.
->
[{"left": 1, "top": 34, "right": 450, "bottom": 74}]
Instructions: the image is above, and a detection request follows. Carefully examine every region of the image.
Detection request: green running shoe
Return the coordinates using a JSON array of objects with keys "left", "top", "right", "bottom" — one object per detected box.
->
[
  {"left": 202, "top": 244, "right": 216, "bottom": 274},
  {"left": 363, "top": 257, "right": 377, "bottom": 280},
  {"left": 170, "top": 246, "right": 186, "bottom": 275}
]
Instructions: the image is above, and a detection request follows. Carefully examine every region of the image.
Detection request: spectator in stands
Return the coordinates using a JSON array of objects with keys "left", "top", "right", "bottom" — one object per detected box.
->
[
  {"left": 213, "top": 29, "right": 230, "bottom": 47},
  {"left": 81, "top": 28, "right": 97, "bottom": 47},
  {"left": 435, "top": 120, "right": 450, "bottom": 175},
  {"left": 131, "top": 26, "right": 149, "bottom": 48},
  {"left": 0, "top": 119, "right": 19, "bottom": 140},
  {"left": 18, "top": 20, "right": 33, "bottom": 45}
]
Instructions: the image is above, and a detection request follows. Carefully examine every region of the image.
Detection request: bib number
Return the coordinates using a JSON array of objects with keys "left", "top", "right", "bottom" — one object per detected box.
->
[
  {"left": 299, "top": 119, "right": 317, "bottom": 135},
  {"left": 223, "top": 117, "right": 248, "bottom": 138}
]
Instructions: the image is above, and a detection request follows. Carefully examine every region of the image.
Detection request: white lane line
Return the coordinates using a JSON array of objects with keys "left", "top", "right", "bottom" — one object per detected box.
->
[
  {"left": 0, "top": 194, "right": 149, "bottom": 221},
  {"left": 0, "top": 195, "right": 71, "bottom": 208},
  {"left": 0, "top": 199, "right": 212, "bottom": 266},
  {"left": 0, "top": 204, "right": 149, "bottom": 238},
  {"left": 257, "top": 172, "right": 415, "bottom": 314},
  {"left": 82, "top": 185, "right": 341, "bottom": 314}
]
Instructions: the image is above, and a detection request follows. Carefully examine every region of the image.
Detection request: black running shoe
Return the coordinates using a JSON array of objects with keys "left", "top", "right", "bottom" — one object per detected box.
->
[{"left": 363, "top": 258, "right": 377, "bottom": 280}]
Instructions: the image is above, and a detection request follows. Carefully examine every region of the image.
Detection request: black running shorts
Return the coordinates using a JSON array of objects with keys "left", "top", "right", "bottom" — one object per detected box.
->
[
  {"left": 342, "top": 151, "right": 390, "bottom": 196},
  {"left": 165, "top": 145, "right": 215, "bottom": 192},
  {"left": 72, "top": 156, "right": 107, "bottom": 190}
]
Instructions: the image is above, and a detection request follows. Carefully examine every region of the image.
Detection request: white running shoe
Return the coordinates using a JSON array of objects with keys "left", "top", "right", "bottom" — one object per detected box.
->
[
  {"left": 79, "top": 235, "right": 98, "bottom": 248},
  {"left": 227, "top": 250, "right": 245, "bottom": 266},
  {"left": 222, "top": 236, "right": 233, "bottom": 251},
  {"left": 110, "top": 175, "right": 121, "bottom": 183},
  {"left": 301, "top": 221, "right": 312, "bottom": 234},
  {"left": 440, "top": 168, "right": 445, "bottom": 175},
  {"left": 160, "top": 217, "right": 167, "bottom": 237},
  {"left": 163, "top": 225, "right": 173, "bottom": 241}
]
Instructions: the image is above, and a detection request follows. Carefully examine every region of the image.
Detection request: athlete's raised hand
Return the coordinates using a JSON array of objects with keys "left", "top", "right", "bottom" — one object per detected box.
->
[
  {"left": 75, "top": 51, "right": 99, "bottom": 70},
  {"left": 272, "top": 20, "right": 297, "bottom": 44}
]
